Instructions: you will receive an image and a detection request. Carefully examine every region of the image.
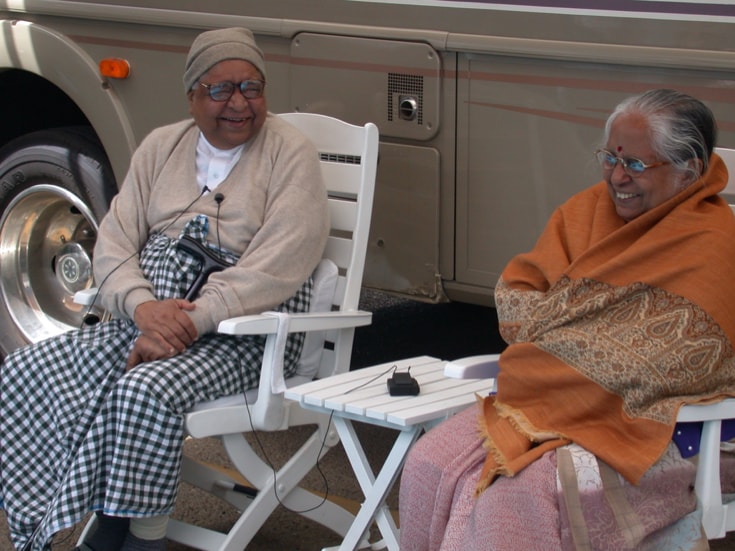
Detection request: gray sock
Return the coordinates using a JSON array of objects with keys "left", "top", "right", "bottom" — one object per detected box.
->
[{"left": 120, "top": 533, "right": 166, "bottom": 551}]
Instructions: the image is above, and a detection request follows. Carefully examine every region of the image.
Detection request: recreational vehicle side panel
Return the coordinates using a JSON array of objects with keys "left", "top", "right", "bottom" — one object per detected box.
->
[{"left": 0, "top": 0, "right": 732, "bottom": 354}]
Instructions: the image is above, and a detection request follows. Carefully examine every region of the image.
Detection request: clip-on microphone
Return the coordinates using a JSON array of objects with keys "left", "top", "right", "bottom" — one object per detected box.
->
[{"left": 176, "top": 235, "right": 234, "bottom": 300}]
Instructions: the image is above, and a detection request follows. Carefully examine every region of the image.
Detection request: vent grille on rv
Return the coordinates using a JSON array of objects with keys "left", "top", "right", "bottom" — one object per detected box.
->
[{"left": 388, "top": 73, "right": 423, "bottom": 125}]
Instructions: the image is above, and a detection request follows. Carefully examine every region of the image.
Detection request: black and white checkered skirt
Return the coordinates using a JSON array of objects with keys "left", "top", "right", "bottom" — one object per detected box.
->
[{"left": 0, "top": 216, "right": 311, "bottom": 550}]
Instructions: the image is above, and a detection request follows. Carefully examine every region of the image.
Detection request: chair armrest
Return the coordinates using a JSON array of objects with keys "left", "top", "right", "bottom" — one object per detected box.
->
[
  {"left": 217, "top": 310, "right": 372, "bottom": 431},
  {"left": 443, "top": 354, "right": 501, "bottom": 379},
  {"left": 74, "top": 288, "right": 98, "bottom": 306},
  {"left": 217, "top": 310, "right": 372, "bottom": 335},
  {"left": 676, "top": 398, "right": 735, "bottom": 422}
]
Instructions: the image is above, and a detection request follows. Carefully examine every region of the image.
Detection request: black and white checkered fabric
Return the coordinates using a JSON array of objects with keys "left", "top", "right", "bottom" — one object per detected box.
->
[{"left": 0, "top": 216, "right": 311, "bottom": 550}]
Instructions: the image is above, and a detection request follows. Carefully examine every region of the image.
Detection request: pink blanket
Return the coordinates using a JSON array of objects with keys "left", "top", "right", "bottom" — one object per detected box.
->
[{"left": 399, "top": 405, "right": 721, "bottom": 550}]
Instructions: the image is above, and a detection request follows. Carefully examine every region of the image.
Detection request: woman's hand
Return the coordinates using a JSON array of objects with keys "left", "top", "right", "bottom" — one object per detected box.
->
[
  {"left": 127, "top": 334, "right": 175, "bottom": 370},
  {"left": 133, "top": 299, "right": 198, "bottom": 355}
]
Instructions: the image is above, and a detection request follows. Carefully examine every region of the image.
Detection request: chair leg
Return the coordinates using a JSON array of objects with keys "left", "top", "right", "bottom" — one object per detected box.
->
[
  {"left": 178, "top": 455, "right": 255, "bottom": 511},
  {"left": 697, "top": 419, "right": 726, "bottom": 539},
  {"left": 170, "top": 424, "right": 362, "bottom": 551},
  {"left": 76, "top": 514, "right": 98, "bottom": 546},
  {"left": 278, "top": 486, "right": 362, "bottom": 538}
]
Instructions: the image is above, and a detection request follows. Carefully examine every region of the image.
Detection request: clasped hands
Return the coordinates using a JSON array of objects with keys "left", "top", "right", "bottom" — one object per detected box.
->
[{"left": 127, "top": 299, "right": 198, "bottom": 370}]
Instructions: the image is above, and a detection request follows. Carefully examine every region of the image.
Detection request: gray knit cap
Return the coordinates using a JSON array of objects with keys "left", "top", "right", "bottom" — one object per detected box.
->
[{"left": 183, "top": 27, "right": 266, "bottom": 92}]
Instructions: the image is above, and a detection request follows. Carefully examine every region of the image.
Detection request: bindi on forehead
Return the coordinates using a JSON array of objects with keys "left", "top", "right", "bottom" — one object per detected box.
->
[{"left": 616, "top": 146, "right": 623, "bottom": 153}]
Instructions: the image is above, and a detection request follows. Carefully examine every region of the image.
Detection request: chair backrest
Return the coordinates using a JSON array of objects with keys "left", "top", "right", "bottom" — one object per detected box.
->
[
  {"left": 715, "top": 147, "right": 735, "bottom": 210},
  {"left": 716, "top": 147, "right": 735, "bottom": 173},
  {"left": 679, "top": 148, "right": 735, "bottom": 540},
  {"left": 277, "top": 112, "right": 379, "bottom": 380},
  {"left": 292, "top": 258, "right": 338, "bottom": 380}
]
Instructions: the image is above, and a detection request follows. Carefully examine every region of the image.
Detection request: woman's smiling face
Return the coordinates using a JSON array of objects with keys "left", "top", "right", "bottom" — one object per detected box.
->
[
  {"left": 604, "top": 112, "right": 691, "bottom": 222},
  {"left": 188, "top": 59, "right": 267, "bottom": 150}
]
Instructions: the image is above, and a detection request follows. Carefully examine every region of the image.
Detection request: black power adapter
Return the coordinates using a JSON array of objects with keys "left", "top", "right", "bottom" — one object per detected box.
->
[{"left": 387, "top": 371, "right": 420, "bottom": 396}]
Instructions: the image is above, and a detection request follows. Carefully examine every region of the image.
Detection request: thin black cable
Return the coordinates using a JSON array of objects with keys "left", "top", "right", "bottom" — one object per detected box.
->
[
  {"left": 344, "top": 364, "right": 397, "bottom": 394},
  {"left": 29, "top": 189, "right": 232, "bottom": 547},
  {"left": 80, "top": 185, "right": 211, "bottom": 326},
  {"left": 49, "top": 528, "right": 75, "bottom": 549},
  {"left": 19, "top": 186, "right": 214, "bottom": 551},
  {"left": 242, "top": 384, "right": 333, "bottom": 514},
  {"left": 240, "top": 363, "right": 403, "bottom": 515},
  {"left": 214, "top": 192, "right": 224, "bottom": 261}
]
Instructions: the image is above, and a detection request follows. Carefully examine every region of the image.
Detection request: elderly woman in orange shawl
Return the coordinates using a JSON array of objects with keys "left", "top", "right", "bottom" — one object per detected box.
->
[{"left": 399, "top": 89, "right": 735, "bottom": 550}]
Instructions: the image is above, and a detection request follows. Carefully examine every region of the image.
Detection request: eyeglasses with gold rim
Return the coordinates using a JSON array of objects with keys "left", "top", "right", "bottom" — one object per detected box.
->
[{"left": 595, "top": 149, "right": 669, "bottom": 177}]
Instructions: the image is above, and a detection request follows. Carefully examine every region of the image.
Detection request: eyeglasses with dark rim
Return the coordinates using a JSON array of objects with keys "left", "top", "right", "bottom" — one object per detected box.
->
[
  {"left": 595, "top": 149, "right": 669, "bottom": 177},
  {"left": 198, "top": 80, "right": 266, "bottom": 102}
]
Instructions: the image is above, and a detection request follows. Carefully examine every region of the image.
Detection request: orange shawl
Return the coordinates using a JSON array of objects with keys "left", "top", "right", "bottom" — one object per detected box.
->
[{"left": 478, "top": 153, "right": 735, "bottom": 492}]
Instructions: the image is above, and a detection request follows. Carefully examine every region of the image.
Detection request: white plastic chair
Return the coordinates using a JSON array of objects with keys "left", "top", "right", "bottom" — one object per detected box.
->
[
  {"left": 719, "top": 147, "right": 735, "bottom": 212},
  {"left": 676, "top": 146, "right": 735, "bottom": 539},
  {"left": 76, "top": 113, "right": 379, "bottom": 550}
]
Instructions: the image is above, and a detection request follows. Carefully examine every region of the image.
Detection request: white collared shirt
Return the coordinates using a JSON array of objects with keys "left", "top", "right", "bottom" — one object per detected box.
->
[{"left": 195, "top": 133, "right": 245, "bottom": 192}]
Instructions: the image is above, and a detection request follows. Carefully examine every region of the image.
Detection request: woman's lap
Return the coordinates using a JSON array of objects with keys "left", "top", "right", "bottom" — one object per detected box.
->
[
  {"left": 0, "top": 323, "right": 264, "bottom": 549},
  {"left": 399, "top": 405, "right": 486, "bottom": 551},
  {"left": 399, "top": 403, "right": 707, "bottom": 551}
]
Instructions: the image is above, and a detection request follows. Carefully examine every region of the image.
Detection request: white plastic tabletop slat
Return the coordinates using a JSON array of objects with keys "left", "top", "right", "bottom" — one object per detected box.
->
[
  {"left": 284, "top": 358, "right": 411, "bottom": 406},
  {"left": 362, "top": 378, "right": 493, "bottom": 421},
  {"left": 319, "top": 358, "right": 444, "bottom": 409},
  {"left": 341, "top": 366, "right": 487, "bottom": 417},
  {"left": 386, "top": 383, "right": 493, "bottom": 426},
  {"left": 328, "top": 361, "right": 448, "bottom": 411},
  {"left": 287, "top": 355, "right": 494, "bottom": 428},
  {"left": 334, "top": 361, "right": 443, "bottom": 409},
  {"left": 285, "top": 356, "right": 437, "bottom": 408},
  {"left": 325, "top": 382, "right": 392, "bottom": 411}
]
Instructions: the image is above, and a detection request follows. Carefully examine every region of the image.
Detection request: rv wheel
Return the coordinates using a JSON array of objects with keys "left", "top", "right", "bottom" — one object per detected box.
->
[{"left": 0, "top": 127, "right": 115, "bottom": 357}]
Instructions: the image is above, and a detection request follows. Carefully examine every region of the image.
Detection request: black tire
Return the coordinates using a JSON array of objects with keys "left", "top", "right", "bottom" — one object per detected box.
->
[{"left": 0, "top": 127, "right": 116, "bottom": 357}]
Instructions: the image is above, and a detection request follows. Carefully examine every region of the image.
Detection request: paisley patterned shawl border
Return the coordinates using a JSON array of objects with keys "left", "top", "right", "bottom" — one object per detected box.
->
[{"left": 496, "top": 275, "right": 735, "bottom": 425}]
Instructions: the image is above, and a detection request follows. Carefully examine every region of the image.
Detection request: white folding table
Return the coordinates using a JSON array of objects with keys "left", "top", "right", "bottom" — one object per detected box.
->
[{"left": 284, "top": 355, "right": 495, "bottom": 551}]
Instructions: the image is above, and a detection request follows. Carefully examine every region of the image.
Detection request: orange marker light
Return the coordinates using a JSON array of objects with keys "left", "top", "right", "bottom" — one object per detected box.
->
[{"left": 99, "top": 58, "right": 130, "bottom": 79}]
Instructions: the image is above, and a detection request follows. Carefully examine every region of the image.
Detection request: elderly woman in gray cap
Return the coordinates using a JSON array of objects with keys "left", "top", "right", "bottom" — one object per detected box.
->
[{"left": 0, "top": 27, "right": 329, "bottom": 551}]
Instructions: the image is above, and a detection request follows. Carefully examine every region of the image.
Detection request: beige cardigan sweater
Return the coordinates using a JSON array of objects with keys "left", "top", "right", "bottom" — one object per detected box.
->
[{"left": 93, "top": 114, "right": 329, "bottom": 337}]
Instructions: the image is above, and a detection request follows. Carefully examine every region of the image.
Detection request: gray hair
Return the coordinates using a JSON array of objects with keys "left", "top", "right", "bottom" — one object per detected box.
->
[{"left": 603, "top": 89, "right": 717, "bottom": 180}]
